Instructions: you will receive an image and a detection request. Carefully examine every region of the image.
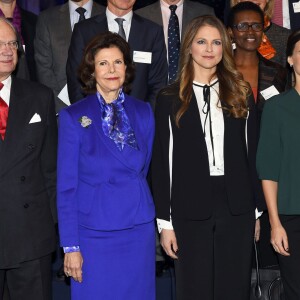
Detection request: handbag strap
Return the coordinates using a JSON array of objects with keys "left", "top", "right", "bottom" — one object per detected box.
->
[{"left": 253, "top": 238, "right": 262, "bottom": 298}]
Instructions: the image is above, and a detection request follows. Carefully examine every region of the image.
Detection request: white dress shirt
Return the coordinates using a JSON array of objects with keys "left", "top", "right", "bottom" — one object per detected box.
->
[
  {"left": 193, "top": 80, "right": 224, "bottom": 175},
  {"left": 106, "top": 8, "right": 133, "bottom": 41},
  {"left": 0, "top": 76, "right": 12, "bottom": 106},
  {"left": 282, "top": 0, "right": 290, "bottom": 29},
  {"left": 69, "top": 0, "right": 93, "bottom": 30}
]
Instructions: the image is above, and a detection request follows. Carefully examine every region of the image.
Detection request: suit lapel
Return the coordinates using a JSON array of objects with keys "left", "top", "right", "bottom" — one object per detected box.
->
[
  {"left": 85, "top": 95, "right": 139, "bottom": 171},
  {"left": 182, "top": 0, "right": 189, "bottom": 37},
  {"left": 128, "top": 14, "right": 142, "bottom": 49},
  {"left": 123, "top": 95, "right": 146, "bottom": 157},
  {"left": 59, "top": 4, "right": 72, "bottom": 37},
  {"left": 181, "top": 92, "right": 206, "bottom": 144},
  {"left": 150, "top": 2, "right": 163, "bottom": 27},
  {"left": 91, "top": 3, "right": 105, "bottom": 17},
  {"left": 0, "top": 78, "right": 32, "bottom": 176}
]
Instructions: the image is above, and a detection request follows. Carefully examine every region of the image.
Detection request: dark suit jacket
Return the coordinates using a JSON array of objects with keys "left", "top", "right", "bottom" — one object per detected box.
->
[
  {"left": 264, "top": 22, "right": 291, "bottom": 67},
  {"left": 66, "top": 13, "right": 168, "bottom": 108},
  {"left": 152, "top": 84, "right": 256, "bottom": 221},
  {"left": 288, "top": 2, "right": 300, "bottom": 30},
  {"left": 0, "top": 77, "right": 57, "bottom": 268},
  {"left": 20, "top": 8, "right": 37, "bottom": 81},
  {"left": 34, "top": 2, "right": 105, "bottom": 113},
  {"left": 256, "top": 54, "right": 288, "bottom": 123},
  {"left": 135, "top": 0, "right": 215, "bottom": 38}
]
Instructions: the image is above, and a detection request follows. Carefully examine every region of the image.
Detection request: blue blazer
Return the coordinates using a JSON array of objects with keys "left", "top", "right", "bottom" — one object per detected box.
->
[{"left": 57, "top": 94, "right": 155, "bottom": 246}]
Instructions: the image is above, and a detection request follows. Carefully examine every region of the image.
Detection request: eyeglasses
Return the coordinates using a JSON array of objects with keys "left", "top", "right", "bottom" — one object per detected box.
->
[
  {"left": 0, "top": 41, "right": 18, "bottom": 50},
  {"left": 232, "top": 22, "right": 264, "bottom": 32}
]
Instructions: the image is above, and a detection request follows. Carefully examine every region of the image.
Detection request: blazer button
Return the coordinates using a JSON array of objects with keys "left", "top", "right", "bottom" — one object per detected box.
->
[
  {"left": 24, "top": 203, "right": 29, "bottom": 208},
  {"left": 20, "top": 176, "right": 26, "bottom": 181},
  {"left": 27, "top": 144, "right": 35, "bottom": 150},
  {"left": 109, "top": 178, "right": 115, "bottom": 184}
]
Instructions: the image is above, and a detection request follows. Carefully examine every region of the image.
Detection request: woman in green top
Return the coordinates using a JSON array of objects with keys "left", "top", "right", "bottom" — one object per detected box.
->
[{"left": 257, "top": 29, "right": 300, "bottom": 299}]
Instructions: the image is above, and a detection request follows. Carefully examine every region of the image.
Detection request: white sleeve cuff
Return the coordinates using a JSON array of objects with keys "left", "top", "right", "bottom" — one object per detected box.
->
[
  {"left": 157, "top": 218, "right": 173, "bottom": 233},
  {"left": 255, "top": 208, "right": 263, "bottom": 219}
]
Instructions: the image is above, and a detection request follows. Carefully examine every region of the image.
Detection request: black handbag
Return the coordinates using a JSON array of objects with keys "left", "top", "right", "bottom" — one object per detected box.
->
[{"left": 250, "top": 239, "right": 285, "bottom": 300}]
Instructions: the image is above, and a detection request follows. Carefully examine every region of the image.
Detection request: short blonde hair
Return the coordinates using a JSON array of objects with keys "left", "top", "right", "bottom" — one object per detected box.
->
[{"left": 230, "top": 0, "right": 274, "bottom": 19}]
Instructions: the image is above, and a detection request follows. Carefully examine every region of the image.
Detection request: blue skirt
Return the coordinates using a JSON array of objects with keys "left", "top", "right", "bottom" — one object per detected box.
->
[{"left": 71, "top": 221, "right": 155, "bottom": 300}]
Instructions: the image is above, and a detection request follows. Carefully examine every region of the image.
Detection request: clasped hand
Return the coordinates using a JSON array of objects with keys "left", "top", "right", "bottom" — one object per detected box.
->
[{"left": 64, "top": 252, "right": 84, "bottom": 282}]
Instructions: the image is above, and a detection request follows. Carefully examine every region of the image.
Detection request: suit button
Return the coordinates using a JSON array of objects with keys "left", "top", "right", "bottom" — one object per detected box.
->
[
  {"left": 20, "top": 176, "right": 26, "bottom": 181},
  {"left": 109, "top": 178, "right": 115, "bottom": 184},
  {"left": 24, "top": 203, "right": 29, "bottom": 208},
  {"left": 28, "top": 144, "right": 35, "bottom": 150}
]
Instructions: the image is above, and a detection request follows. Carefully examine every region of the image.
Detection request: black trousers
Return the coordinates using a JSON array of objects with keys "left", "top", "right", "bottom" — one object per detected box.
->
[
  {"left": 173, "top": 176, "right": 255, "bottom": 300},
  {"left": 277, "top": 215, "right": 300, "bottom": 300},
  {"left": 0, "top": 254, "right": 52, "bottom": 300}
]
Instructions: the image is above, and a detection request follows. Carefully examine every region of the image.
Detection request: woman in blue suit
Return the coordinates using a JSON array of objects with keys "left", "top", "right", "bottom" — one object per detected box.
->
[{"left": 57, "top": 32, "right": 155, "bottom": 300}]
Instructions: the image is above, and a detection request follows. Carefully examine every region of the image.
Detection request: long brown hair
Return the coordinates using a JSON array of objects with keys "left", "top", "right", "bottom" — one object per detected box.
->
[{"left": 175, "top": 15, "right": 249, "bottom": 127}]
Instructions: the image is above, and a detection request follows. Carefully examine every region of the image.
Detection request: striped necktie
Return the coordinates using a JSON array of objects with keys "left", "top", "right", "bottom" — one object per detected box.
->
[{"left": 272, "top": 0, "right": 283, "bottom": 27}]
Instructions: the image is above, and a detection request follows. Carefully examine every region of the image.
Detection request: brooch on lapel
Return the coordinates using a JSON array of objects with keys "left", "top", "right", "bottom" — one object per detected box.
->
[{"left": 79, "top": 116, "right": 92, "bottom": 128}]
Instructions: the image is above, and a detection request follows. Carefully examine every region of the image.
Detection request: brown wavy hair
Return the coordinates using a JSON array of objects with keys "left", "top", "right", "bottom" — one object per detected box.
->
[
  {"left": 79, "top": 32, "right": 135, "bottom": 94},
  {"left": 230, "top": 0, "right": 274, "bottom": 20},
  {"left": 175, "top": 15, "right": 249, "bottom": 127}
]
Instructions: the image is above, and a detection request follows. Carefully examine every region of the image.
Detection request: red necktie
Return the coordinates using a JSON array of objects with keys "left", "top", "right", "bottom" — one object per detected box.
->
[
  {"left": 272, "top": 0, "right": 283, "bottom": 27},
  {"left": 0, "top": 82, "right": 9, "bottom": 140}
]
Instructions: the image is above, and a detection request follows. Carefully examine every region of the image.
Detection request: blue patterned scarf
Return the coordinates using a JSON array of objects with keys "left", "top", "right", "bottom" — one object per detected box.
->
[{"left": 97, "top": 90, "right": 139, "bottom": 151}]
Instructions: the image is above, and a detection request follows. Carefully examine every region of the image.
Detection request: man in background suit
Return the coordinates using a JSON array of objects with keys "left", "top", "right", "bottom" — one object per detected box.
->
[
  {"left": 136, "top": 0, "right": 214, "bottom": 40},
  {"left": 66, "top": 0, "right": 168, "bottom": 108},
  {"left": 0, "top": 18, "right": 57, "bottom": 300},
  {"left": 272, "top": 0, "right": 300, "bottom": 30},
  {"left": 35, "top": 0, "right": 105, "bottom": 113},
  {"left": 136, "top": 0, "right": 214, "bottom": 82}
]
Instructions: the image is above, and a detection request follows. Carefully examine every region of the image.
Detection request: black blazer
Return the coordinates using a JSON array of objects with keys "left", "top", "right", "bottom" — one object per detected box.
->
[
  {"left": 20, "top": 8, "right": 37, "bottom": 81},
  {"left": 256, "top": 54, "right": 288, "bottom": 122},
  {"left": 152, "top": 84, "right": 257, "bottom": 221},
  {"left": 0, "top": 77, "right": 57, "bottom": 268},
  {"left": 288, "top": 2, "right": 300, "bottom": 30},
  {"left": 66, "top": 12, "right": 168, "bottom": 108}
]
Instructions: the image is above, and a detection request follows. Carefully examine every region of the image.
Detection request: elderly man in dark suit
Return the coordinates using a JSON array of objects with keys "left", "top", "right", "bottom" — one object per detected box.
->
[
  {"left": 0, "top": 0, "right": 37, "bottom": 81},
  {"left": 66, "top": 0, "right": 168, "bottom": 108},
  {"left": 35, "top": 0, "right": 105, "bottom": 113},
  {"left": 0, "top": 17, "right": 57, "bottom": 300}
]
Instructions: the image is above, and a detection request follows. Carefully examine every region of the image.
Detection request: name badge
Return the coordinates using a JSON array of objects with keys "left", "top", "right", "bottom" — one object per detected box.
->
[
  {"left": 260, "top": 85, "right": 280, "bottom": 100},
  {"left": 293, "top": 1, "right": 300, "bottom": 13},
  {"left": 133, "top": 51, "right": 152, "bottom": 64}
]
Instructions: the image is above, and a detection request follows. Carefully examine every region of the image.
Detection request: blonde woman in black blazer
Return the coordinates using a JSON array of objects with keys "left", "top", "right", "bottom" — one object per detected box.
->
[{"left": 152, "top": 15, "right": 257, "bottom": 300}]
